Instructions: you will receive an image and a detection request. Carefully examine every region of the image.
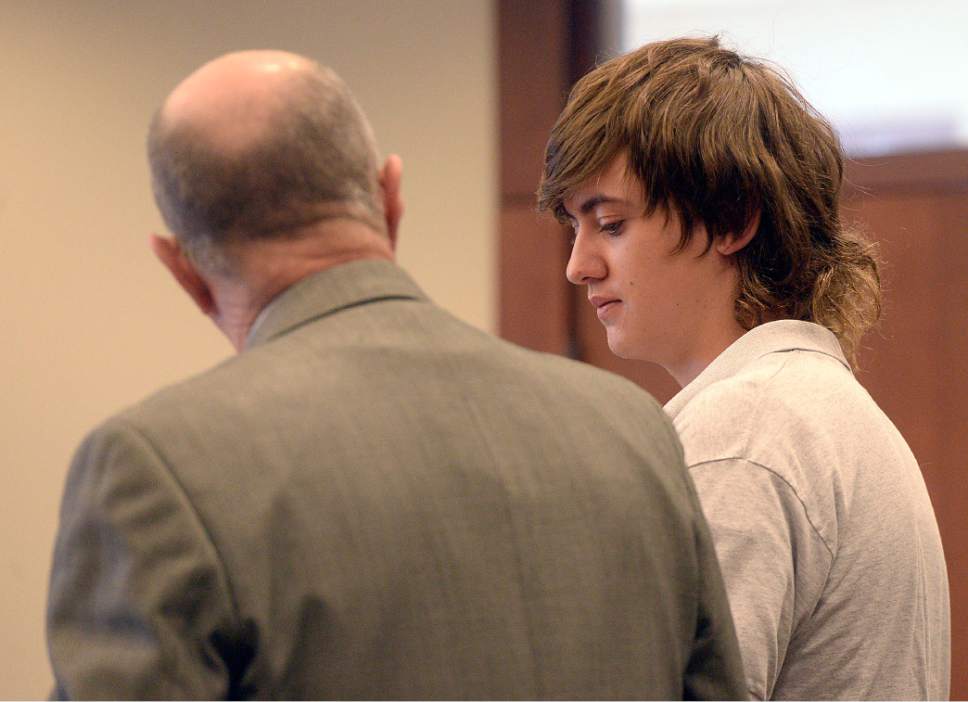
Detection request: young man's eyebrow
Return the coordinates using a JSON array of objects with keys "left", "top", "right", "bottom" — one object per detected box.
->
[{"left": 577, "top": 195, "right": 629, "bottom": 215}]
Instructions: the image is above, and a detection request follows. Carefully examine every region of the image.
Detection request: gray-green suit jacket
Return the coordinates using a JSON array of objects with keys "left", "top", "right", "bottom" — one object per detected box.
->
[{"left": 47, "top": 260, "right": 744, "bottom": 699}]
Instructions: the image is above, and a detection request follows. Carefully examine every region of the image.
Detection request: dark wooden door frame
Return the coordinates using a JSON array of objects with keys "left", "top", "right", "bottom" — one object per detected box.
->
[{"left": 497, "top": 0, "right": 613, "bottom": 357}]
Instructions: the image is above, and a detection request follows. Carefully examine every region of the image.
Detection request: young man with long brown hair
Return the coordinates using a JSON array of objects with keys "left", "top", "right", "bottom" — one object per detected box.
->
[{"left": 539, "top": 36, "right": 950, "bottom": 700}]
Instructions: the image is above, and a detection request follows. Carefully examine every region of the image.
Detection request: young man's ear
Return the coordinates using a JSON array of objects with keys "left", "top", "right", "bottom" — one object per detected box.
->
[
  {"left": 148, "top": 233, "right": 216, "bottom": 316},
  {"left": 379, "top": 154, "right": 404, "bottom": 251},
  {"left": 716, "top": 211, "right": 761, "bottom": 256}
]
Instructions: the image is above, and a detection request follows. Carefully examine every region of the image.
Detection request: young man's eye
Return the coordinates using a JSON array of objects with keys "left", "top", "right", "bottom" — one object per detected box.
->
[{"left": 600, "top": 220, "right": 624, "bottom": 235}]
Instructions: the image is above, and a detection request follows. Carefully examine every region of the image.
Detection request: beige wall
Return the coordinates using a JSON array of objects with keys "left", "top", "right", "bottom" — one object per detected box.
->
[{"left": 0, "top": 1, "right": 495, "bottom": 696}]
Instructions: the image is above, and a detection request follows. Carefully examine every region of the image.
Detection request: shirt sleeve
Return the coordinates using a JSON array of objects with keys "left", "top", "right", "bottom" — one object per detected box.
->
[
  {"left": 681, "top": 477, "right": 749, "bottom": 701},
  {"left": 689, "top": 458, "right": 832, "bottom": 700},
  {"left": 46, "top": 419, "right": 245, "bottom": 699}
]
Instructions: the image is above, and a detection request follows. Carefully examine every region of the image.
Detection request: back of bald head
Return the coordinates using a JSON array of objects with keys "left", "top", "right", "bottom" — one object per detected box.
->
[{"left": 148, "top": 51, "right": 382, "bottom": 273}]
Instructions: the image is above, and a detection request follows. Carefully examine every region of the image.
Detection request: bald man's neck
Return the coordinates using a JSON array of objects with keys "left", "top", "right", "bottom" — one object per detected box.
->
[{"left": 205, "top": 219, "right": 395, "bottom": 352}]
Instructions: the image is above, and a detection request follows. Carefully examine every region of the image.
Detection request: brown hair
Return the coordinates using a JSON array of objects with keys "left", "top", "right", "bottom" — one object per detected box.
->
[
  {"left": 538, "top": 36, "right": 880, "bottom": 364},
  {"left": 148, "top": 65, "right": 382, "bottom": 273}
]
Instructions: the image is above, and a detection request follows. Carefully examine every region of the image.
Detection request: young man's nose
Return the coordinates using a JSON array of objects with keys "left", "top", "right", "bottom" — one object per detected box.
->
[{"left": 566, "top": 232, "right": 606, "bottom": 284}]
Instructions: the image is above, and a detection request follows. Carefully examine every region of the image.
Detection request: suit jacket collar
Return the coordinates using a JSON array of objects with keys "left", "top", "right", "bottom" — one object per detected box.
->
[
  {"left": 665, "top": 319, "right": 851, "bottom": 419},
  {"left": 245, "top": 258, "right": 428, "bottom": 349}
]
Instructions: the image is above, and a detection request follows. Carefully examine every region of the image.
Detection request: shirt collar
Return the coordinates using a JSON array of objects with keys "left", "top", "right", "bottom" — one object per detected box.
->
[
  {"left": 664, "top": 320, "right": 851, "bottom": 419},
  {"left": 245, "top": 258, "right": 427, "bottom": 349}
]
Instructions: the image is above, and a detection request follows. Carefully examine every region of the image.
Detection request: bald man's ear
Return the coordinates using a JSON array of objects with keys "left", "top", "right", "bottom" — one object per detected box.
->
[
  {"left": 379, "top": 154, "right": 404, "bottom": 251},
  {"left": 149, "top": 234, "right": 216, "bottom": 316},
  {"left": 715, "top": 211, "right": 761, "bottom": 257}
]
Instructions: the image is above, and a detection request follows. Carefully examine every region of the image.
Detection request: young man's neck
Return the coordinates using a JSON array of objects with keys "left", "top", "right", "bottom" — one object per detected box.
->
[{"left": 665, "top": 319, "right": 748, "bottom": 388}]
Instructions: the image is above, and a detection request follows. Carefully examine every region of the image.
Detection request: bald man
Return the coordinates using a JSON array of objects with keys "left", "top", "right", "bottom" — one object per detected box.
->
[{"left": 45, "top": 52, "right": 745, "bottom": 699}]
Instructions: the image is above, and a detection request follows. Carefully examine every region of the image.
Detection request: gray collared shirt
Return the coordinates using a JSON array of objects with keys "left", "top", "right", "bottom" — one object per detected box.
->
[{"left": 666, "top": 320, "right": 950, "bottom": 700}]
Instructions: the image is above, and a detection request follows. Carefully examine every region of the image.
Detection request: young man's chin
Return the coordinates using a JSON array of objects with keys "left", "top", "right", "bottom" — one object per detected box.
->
[
  {"left": 606, "top": 333, "right": 636, "bottom": 360},
  {"left": 606, "top": 332, "right": 660, "bottom": 367}
]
